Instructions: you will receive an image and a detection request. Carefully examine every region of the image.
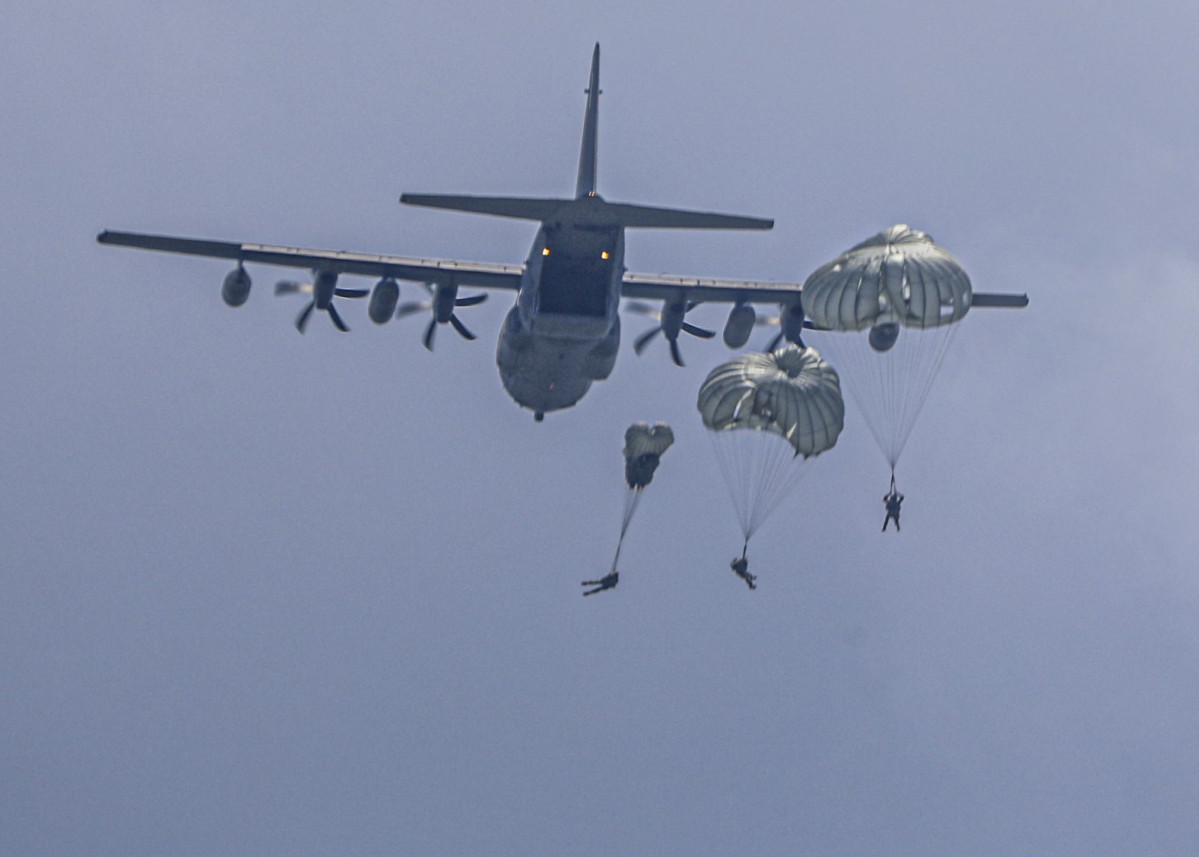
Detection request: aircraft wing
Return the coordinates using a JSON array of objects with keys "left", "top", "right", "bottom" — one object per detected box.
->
[
  {"left": 622, "top": 269, "right": 1029, "bottom": 309},
  {"left": 98, "top": 231, "right": 1028, "bottom": 309},
  {"left": 96, "top": 231, "right": 524, "bottom": 290},
  {"left": 621, "top": 271, "right": 804, "bottom": 304}
]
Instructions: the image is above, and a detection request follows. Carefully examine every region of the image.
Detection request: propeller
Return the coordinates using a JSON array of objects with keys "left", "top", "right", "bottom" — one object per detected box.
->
[
  {"left": 627, "top": 299, "right": 715, "bottom": 367},
  {"left": 275, "top": 274, "right": 367, "bottom": 333},
  {"left": 396, "top": 282, "right": 488, "bottom": 351},
  {"left": 756, "top": 303, "right": 814, "bottom": 351}
]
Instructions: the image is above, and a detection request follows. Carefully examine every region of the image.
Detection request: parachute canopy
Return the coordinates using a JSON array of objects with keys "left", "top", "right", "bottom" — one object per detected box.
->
[
  {"left": 622, "top": 422, "right": 674, "bottom": 490},
  {"left": 802, "top": 225, "right": 973, "bottom": 470},
  {"left": 802, "top": 224, "right": 972, "bottom": 335},
  {"left": 697, "top": 345, "right": 844, "bottom": 459}
]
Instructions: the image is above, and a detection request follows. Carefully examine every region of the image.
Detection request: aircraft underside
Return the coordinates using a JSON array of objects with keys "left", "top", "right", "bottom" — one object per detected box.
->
[{"left": 497, "top": 309, "right": 620, "bottom": 419}]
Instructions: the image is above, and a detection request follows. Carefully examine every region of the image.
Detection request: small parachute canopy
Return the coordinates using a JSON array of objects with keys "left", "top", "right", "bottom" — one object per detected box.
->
[
  {"left": 802, "top": 225, "right": 972, "bottom": 333},
  {"left": 622, "top": 422, "right": 674, "bottom": 490},
  {"left": 698, "top": 345, "right": 844, "bottom": 459}
]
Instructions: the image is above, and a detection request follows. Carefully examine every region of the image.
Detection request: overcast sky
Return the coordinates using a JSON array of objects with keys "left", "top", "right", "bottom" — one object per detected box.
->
[{"left": 4, "top": 2, "right": 1199, "bottom": 855}]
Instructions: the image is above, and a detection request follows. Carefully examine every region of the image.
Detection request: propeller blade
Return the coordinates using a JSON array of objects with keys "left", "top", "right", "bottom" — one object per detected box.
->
[
  {"left": 327, "top": 303, "right": 350, "bottom": 332},
  {"left": 334, "top": 288, "right": 369, "bottom": 299},
  {"left": 276, "top": 280, "right": 310, "bottom": 296},
  {"left": 395, "top": 301, "right": 429, "bottom": 318},
  {"left": 295, "top": 300, "right": 316, "bottom": 333},
  {"left": 669, "top": 337, "right": 685, "bottom": 367},
  {"left": 766, "top": 330, "right": 784, "bottom": 351},
  {"left": 633, "top": 326, "right": 662, "bottom": 355},
  {"left": 454, "top": 293, "right": 488, "bottom": 308},
  {"left": 624, "top": 301, "right": 658, "bottom": 317},
  {"left": 448, "top": 313, "right": 477, "bottom": 341},
  {"left": 423, "top": 318, "right": 437, "bottom": 351},
  {"left": 681, "top": 321, "right": 716, "bottom": 339}
]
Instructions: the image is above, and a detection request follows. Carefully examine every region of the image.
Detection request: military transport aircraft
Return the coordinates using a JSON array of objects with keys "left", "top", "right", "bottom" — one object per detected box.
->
[{"left": 98, "top": 44, "right": 1027, "bottom": 421}]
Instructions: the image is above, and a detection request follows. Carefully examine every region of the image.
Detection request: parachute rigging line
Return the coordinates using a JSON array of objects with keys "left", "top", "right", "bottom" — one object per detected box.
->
[{"left": 813, "top": 321, "right": 960, "bottom": 468}]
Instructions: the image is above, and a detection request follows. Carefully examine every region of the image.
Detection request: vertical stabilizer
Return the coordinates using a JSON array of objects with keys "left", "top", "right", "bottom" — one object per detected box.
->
[{"left": 575, "top": 43, "right": 600, "bottom": 199}]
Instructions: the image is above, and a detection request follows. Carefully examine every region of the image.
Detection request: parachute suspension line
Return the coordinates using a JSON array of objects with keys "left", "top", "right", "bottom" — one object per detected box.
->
[
  {"left": 609, "top": 536, "right": 623, "bottom": 573},
  {"left": 620, "top": 489, "right": 643, "bottom": 539},
  {"left": 609, "top": 488, "right": 645, "bottom": 571},
  {"left": 883, "top": 321, "right": 959, "bottom": 466},
  {"left": 814, "top": 322, "right": 960, "bottom": 469},
  {"left": 709, "top": 430, "right": 811, "bottom": 541}
]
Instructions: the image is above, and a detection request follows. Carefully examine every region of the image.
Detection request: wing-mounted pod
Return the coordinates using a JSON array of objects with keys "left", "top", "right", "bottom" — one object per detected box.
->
[
  {"left": 221, "top": 264, "right": 251, "bottom": 307},
  {"left": 368, "top": 277, "right": 400, "bottom": 324},
  {"left": 722, "top": 302, "right": 756, "bottom": 348}
]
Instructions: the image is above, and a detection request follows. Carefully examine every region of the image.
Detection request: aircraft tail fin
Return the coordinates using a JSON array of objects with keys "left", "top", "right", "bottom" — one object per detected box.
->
[
  {"left": 400, "top": 45, "right": 772, "bottom": 231},
  {"left": 575, "top": 43, "right": 600, "bottom": 199}
]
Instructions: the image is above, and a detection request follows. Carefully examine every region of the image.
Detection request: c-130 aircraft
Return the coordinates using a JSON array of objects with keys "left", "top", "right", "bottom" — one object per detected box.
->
[{"left": 98, "top": 44, "right": 1026, "bottom": 421}]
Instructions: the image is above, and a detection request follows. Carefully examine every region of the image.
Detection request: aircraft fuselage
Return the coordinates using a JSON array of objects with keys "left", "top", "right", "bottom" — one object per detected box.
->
[{"left": 497, "top": 211, "right": 625, "bottom": 418}]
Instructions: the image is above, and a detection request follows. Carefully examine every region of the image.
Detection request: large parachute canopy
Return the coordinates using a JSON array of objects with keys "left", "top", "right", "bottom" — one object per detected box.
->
[
  {"left": 801, "top": 225, "right": 971, "bottom": 470},
  {"left": 698, "top": 345, "right": 844, "bottom": 459},
  {"left": 802, "top": 224, "right": 972, "bottom": 345},
  {"left": 622, "top": 422, "right": 674, "bottom": 490},
  {"left": 697, "top": 345, "right": 844, "bottom": 542}
]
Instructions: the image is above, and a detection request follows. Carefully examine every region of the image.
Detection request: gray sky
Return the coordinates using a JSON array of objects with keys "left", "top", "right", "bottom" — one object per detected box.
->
[{"left": 4, "top": 2, "right": 1199, "bottom": 855}]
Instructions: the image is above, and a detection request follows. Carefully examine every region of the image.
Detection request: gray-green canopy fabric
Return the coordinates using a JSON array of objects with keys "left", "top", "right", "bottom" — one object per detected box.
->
[
  {"left": 802, "top": 225, "right": 972, "bottom": 331},
  {"left": 697, "top": 345, "right": 844, "bottom": 459}
]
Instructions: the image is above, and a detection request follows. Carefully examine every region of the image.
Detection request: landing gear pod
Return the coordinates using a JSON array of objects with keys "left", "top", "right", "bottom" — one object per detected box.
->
[
  {"left": 369, "top": 277, "right": 400, "bottom": 324},
  {"left": 221, "top": 264, "right": 251, "bottom": 307}
]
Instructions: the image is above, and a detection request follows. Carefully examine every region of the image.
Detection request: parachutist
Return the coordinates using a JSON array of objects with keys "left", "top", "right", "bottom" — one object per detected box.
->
[
  {"left": 582, "top": 570, "right": 618, "bottom": 596},
  {"left": 730, "top": 556, "right": 756, "bottom": 590},
  {"left": 624, "top": 453, "right": 661, "bottom": 490},
  {"left": 882, "top": 483, "right": 904, "bottom": 532}
]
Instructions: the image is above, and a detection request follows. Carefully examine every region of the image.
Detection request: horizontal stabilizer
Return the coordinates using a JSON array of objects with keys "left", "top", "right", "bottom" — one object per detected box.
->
[
  {"left": 400, "top": 194, "right": 772, "bottom": 230},
  {"left": 600, "top": 202, "right": 772, "bottom": 230},
  {"left": 972, "top": 293, "right": 1029, "bottom": 308},
  {"left": 401, "top": 194, "right": 572, "bottom": 222}
]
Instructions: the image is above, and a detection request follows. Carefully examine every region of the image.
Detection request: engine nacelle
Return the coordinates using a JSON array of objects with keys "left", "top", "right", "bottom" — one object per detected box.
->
[
  {"left": 869, "top": 322, "right": 900, "bottom": 352},
  {"left": 659, "top": 299, "right": 686, "bottom": 340},
  {"left": 780, "top": 302, "right": 805, "bottom": 346},
  {"left": 221, "top": 265, "right": 251, "bottom": 307},
  {"left": 369, "top": 277, "right": 400, "bottom": 324},
  {"left": 723, "top": 303, "right": 755, "bottom": 348}
]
